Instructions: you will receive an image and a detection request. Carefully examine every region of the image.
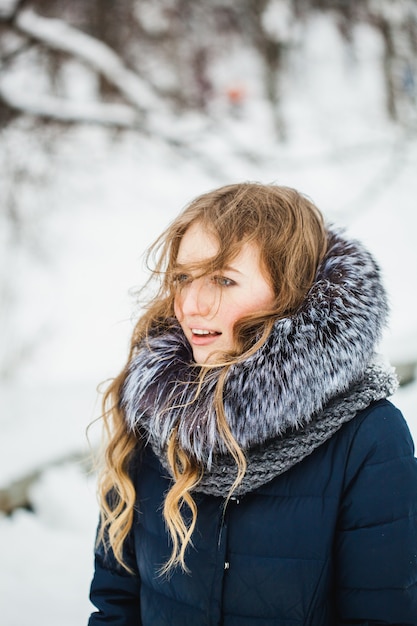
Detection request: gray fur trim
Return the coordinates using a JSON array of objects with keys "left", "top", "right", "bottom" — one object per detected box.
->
[
  {"left": 192, "top": 363, "right": 398, "bottom": 496},
  {"left": 121, "top": 229, "right": 391, "bottom": 471}
]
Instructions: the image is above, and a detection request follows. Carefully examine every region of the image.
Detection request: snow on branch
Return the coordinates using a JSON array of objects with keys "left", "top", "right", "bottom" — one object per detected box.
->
[
  {"left": 0, "top": 450, "right": 90, "bottom": 514},
  {"left": 0, "top": 0, "right": 21, "bottom": 20},
  {"left": 0, "top": 81, "right": 139, "bottom": 127},
  {"left": 14, "top": 8, "right": 164, "bottom": 115}
]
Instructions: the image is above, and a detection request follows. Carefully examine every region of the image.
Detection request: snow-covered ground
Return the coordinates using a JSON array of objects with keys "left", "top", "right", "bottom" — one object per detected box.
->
[{"left": 0, "top": 13, "right": 416, "bottom": 625}]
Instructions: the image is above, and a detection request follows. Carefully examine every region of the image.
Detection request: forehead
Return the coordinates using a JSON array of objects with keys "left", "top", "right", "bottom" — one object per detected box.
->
[
  {"left": 176, "top": 221, "right": 266, "bottom": 277},
  {"left": 176, "top": 222, "right": 219, "bottom": 264}
]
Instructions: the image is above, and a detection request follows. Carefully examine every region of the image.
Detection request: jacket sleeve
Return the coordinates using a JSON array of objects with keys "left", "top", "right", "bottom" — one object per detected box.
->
[
  {"left": 335, "top": 400, "right": 417, "bottom": 625},
  {"left": 88, "top": 520, "right": 141, "bottom": 626}
]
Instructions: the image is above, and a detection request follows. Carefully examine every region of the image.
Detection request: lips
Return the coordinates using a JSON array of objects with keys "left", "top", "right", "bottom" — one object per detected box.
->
[{"left": 190, "top": 327, "right": 222, "bottom": 346}]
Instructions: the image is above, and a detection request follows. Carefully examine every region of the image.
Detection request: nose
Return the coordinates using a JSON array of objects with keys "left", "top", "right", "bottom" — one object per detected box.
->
[{"left": 178, "top": 278, "right": 214, "bottom": 318}]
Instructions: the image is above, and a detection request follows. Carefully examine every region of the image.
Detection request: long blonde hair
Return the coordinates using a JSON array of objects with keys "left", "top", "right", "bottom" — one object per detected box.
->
[{"left": 96, "top": 183, "right": 327, "bottom": 573}]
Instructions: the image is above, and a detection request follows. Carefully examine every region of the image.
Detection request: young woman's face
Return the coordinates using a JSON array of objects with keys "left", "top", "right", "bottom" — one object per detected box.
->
[{"left": 173, "top": 222, "right": 276, "bottom": 364}]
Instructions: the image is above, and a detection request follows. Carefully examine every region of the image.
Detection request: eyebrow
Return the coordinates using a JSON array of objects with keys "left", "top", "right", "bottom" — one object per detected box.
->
[
  {"left": 173, "top": 262, "right": 243, "bottom": 275},
  {"left": 222, "top": 264, "right": 242, "bottom": 275}
]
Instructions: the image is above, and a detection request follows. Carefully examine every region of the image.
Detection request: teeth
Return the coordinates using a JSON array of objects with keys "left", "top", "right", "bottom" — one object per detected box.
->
[{"left": 192, "top": 329, "right": 216, "bottom": 335}]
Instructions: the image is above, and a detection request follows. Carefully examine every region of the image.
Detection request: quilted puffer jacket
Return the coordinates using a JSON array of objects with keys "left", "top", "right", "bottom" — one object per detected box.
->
[{"left": 89, "top": 399, "right": 417, "bottom": 625}]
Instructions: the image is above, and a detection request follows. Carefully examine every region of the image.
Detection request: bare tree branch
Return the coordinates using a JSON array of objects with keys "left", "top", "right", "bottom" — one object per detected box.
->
[
  {"left": 0, "top": 81, "right": 140, "bottom": 127},
  {"left": 0, "top": 450, "right": 91, "bottom": 514},
  {"left": 13, "top": 8, "right": 165, "bottom": 115}
]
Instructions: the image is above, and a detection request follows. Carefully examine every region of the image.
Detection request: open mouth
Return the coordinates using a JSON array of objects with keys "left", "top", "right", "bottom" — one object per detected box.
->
[{"left": 191, "top": 328, "right": 221, "bottom": 336}]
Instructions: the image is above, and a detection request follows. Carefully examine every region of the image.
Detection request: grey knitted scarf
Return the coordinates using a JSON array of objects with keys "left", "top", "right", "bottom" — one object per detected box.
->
[{"left": 121, "top": 229, "right": 398, "bottom": 496}]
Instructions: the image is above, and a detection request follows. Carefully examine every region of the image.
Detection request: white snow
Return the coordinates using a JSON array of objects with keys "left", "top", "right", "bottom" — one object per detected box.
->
[
  {"left": 261, "top": 0, "right": 295, "bottom": 44},
  {"left": 0, "top": 0, "right": 18, "bottom": 19},
  {"left": 0, "top": 464, "right": 98, "bottom": 626},
  {"left": 0, "top": 11, "right": 416, "bottom": 626}
]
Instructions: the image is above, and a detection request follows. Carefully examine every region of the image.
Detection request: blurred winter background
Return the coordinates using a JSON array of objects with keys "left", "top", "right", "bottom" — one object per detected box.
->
[{"left": 0, "top": 0, "right": 417, "bottom": 623}]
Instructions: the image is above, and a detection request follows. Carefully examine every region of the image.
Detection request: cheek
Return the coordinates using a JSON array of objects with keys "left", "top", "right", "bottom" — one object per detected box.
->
[
  {"left": 248, "top": 281, "right": 276, "bottom": 311},
  {"left": 223, "top": 302, "right": 251, "bottom": 328},
  {"left": 229, "top": 290, "right": 274, "bottom": 321}
]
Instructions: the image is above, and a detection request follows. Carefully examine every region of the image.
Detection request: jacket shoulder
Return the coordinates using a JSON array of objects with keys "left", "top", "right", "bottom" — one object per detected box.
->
[
  {"left": 337, "top": 397, "right": 417, "bottom": 534},
  {"left": 343, "top": 399, "right": 415, "bottom": 478}
]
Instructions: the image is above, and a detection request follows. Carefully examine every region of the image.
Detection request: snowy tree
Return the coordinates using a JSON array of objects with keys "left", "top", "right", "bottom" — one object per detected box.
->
[
  {"left": 366, "top": 0, "right": 417, "bottom": 126},
  {"left": 1, "top": 0, "right": 416, "bottom": 131}
]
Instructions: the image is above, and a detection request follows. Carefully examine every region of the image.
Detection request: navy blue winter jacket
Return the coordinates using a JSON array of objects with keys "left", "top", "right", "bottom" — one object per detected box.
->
[{"left": 89, "top": 399, "right": 417, "bottom": 625}]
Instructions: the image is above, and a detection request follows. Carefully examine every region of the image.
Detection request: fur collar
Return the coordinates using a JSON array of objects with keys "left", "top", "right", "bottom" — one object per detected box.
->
[{"left": 121, "top": 229, "right": 393, "bottom": 471}]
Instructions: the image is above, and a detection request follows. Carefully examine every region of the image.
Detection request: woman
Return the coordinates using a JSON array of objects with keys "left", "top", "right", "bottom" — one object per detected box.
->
[{"left": 88, "top": 183, "right": 417, "bottom": 625}]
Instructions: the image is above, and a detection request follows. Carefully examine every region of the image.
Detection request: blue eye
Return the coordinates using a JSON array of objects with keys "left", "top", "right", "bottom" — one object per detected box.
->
[{"left": 213, "top": 276, "right": 235, "bottom": 287}]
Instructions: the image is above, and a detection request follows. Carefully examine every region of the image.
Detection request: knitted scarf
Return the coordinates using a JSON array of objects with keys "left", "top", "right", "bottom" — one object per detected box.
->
[{"left": 121, "top": 229, "right": 398, "bottom": 496}]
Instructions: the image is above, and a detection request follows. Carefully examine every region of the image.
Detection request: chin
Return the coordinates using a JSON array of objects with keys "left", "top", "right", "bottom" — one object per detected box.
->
[
  {"left": 193, "top": 347, "right": 228, "bottom": 366},
  {"left": 192, "top": 351, "right": 212, "bottom": 365}
]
